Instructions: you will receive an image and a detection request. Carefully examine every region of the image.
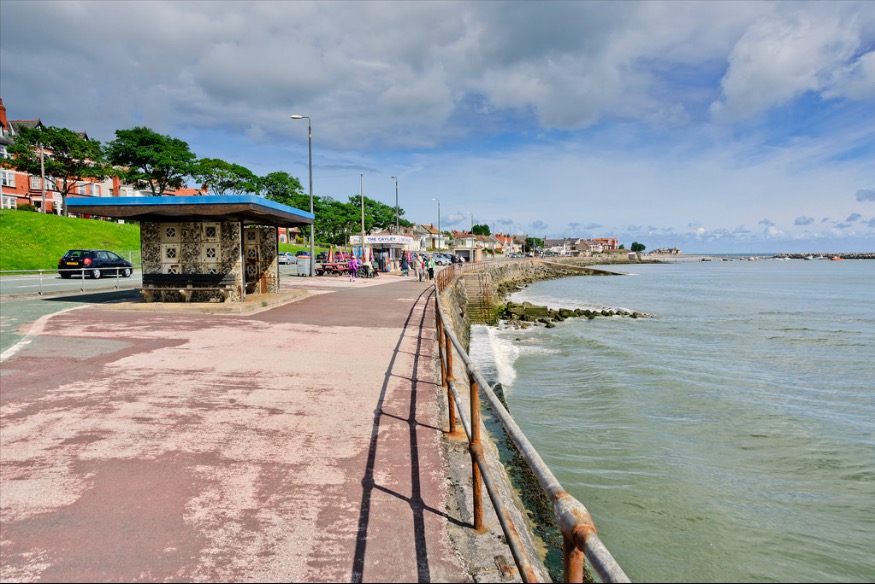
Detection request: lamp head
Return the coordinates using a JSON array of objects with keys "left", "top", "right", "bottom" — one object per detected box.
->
[{"left": 290, "top": 114, "right": 307, "bottom": 120}]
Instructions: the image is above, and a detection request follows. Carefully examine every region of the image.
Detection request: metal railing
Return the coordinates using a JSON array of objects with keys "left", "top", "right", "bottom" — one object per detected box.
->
[
  {"left": 0, "top": 267, "right": 138, "bottom": 296},
  {"left": 433, "top": 263, "right": 630, "bottom": 583}
]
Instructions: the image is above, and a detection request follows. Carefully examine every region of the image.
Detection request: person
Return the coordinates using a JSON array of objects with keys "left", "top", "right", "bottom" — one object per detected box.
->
[
  {"left": 427, "top": 254, "right": 435, "bottom": 281},
  {"left": 401, "top": 255, "right": 409, "bottom": 277},
  {"left": 413, "top": 254, "right": 422, "bottom": 282},
  {"left": 418, "top": 255, "right": 426, "bottom": 282},
  {"left": 348, "top": 256, "right": 359, "bottom": 282}
]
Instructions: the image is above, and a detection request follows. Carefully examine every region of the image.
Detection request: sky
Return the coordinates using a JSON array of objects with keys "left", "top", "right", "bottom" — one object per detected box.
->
[{"left": 2, "top": 1, "right": 874, "bottom": 253}]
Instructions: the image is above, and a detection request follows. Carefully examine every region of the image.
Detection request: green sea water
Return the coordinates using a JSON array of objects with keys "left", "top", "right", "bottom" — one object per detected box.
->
[{"left": 470, "top": 259, "right": 875, "bottom": 582}]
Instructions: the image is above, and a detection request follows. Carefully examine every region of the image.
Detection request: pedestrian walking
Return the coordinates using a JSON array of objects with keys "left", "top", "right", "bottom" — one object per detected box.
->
[
  {"left": 427, "top": 254, "right": 435, "bottom": 281},
  {"left": 348, "top": 256, "right": 359, "bottom": 282},
  {"left": 401, "top": 255, "right": 409, "bottom": 277}
]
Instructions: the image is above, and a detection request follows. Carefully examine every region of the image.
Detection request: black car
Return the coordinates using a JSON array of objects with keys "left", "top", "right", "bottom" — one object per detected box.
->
[{"left": 58, "top": 249, "right": 133, "bottom": 279}]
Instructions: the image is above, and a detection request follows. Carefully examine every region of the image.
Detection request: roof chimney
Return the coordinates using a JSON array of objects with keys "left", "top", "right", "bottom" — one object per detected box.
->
[{"left": 0, "top": 98, "right": 7, "bottom": 132}]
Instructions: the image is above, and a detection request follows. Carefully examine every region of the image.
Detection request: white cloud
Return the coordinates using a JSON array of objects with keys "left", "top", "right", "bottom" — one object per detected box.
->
[
  {"left": 711, "top": 4, "right": 874, "bottom": 121},
  {"left": 2, "top": 0, "right": 874, "bottom": 253}
]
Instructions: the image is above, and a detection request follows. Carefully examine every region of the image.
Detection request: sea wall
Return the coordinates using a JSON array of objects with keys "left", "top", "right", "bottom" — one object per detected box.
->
[{"left": 437, "top": 257, "right": 636, "bottom": 581}]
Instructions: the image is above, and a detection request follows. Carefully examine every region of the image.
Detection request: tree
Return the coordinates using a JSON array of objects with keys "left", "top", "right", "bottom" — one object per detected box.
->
[
  {"left": 472, "top": 223, "right": 491, "bottom": 236},
  {"left": 630, "top": 242, "right": 646, "bottom": 252},
  {"left": 346, "top": 195, "right": 401, "bottom": 234},
  {"left": 191, "top": 158, "right": 258, "bottom": 196},
  {"left": 105, "top": 127, "right": 196, "bottom": 196},
  {"left": 257, "top": 171, "right": 307, "bottom": 209},
  {"left": 316, "top": 196, "right": 358, "bottom": 245},
  {"left": 6, "top": 125, "right": 108, "bottom": 216}
]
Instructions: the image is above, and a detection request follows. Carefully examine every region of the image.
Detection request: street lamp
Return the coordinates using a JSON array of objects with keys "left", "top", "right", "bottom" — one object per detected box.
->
[
  {"left": 469, "top": 211, "right": 474, "bottom": 261},
  {"left": 431, "top": 198, "right": 440, "bottom": 250},
  {"left": 290, "top": 114, "right": 315, "bottom": 276},
  {"left": 360, "top": 174, "right": 366, "bottom": 264},
  {"left": 391, "top": 176, "right": 399, "bottom": 234}
]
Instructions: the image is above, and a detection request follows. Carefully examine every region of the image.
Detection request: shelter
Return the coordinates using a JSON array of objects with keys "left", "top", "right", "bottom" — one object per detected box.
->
[{"left": 66, "top": 195, "right": 314, "bottom": 302}]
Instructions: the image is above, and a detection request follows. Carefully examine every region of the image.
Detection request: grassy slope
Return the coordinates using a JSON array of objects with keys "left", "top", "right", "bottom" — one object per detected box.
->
[
  {"left": 0, "top": 210, "right": 141, "bottom": 271},
  {"left": 0, "top": 209, "right": 317, "bottom": 272}
]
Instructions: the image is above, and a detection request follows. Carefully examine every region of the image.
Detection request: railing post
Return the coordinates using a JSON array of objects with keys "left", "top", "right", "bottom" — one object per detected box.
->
[
  {"left": 445, "top": 328, "right": 457, "bottom": 436},
  {"left": 436, "top": 306, "right": 448, "bottom": 386},
  {"left": 563, "top": 534, "right": 584, "bottom": 583},
  {"left": 469, "top": 370, "right": 485, "bottom": 532}
]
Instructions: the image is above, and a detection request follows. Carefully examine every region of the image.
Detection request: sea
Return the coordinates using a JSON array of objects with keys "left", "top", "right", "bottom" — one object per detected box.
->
[{"left": 468, "top": 257, "right": 875, "bottom": 583}]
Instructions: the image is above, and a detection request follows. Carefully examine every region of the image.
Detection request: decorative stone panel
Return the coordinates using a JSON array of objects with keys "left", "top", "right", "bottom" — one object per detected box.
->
[{"left": 138, "top": 220, "right": 278, "bottom": 302}]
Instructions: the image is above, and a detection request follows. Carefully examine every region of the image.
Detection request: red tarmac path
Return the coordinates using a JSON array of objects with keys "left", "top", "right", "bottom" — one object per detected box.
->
[{"left": 0, "top": 274, "right": 474, "bottom": 582}]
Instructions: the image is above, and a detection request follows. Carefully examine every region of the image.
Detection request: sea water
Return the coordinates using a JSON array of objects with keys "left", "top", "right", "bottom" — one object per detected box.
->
[{"left": 468, "top": 259, "right": 875, "bottom": 582}]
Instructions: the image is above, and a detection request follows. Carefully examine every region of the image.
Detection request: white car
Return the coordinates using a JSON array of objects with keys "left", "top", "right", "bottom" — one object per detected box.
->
[{"left": 277, "top": 252, "right": 296, "bottom": 265}]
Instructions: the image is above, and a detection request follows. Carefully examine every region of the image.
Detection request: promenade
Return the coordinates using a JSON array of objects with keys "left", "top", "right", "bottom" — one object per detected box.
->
[{"left": 0, "top": 273, "right": 499, "bottom": 582}]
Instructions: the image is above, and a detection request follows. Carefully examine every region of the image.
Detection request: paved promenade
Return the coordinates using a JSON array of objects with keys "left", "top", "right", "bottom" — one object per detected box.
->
[{"left": 0, "top": 273, "right": 482, "bottom": 582}]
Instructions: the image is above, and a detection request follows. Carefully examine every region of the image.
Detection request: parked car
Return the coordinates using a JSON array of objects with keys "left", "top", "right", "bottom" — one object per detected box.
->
[
  {"left": 295, "top": 250, "right": 311, "bottom": 258},
  {"left": 433, "top": 254, "right": 451, "bottom": 266},
  {"left": 277, "top": 252, "right": 296, "bottom": 265},
  {"left": 58, "top": 249, "right": 133, "bottom": 279}
]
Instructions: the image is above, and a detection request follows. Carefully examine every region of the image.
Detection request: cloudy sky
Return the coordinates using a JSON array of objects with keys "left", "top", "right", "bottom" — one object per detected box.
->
[{"left": 2, "top": 1, "right": 874, "bottom": 252}]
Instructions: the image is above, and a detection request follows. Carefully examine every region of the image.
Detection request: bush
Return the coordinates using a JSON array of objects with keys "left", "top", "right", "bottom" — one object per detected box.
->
[{"left": 17, "top": 203, "right": 37, "bottom": 212}]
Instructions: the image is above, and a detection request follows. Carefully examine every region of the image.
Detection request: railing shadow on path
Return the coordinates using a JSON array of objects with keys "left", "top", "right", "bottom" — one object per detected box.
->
[{"left": 351, "top": 285, "right": 467, "bottom": 583}]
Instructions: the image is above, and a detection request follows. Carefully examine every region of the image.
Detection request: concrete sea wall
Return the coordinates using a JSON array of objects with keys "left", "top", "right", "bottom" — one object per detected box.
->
[{"left": 437, "top": 257, "right": 637, "bottom": 581}]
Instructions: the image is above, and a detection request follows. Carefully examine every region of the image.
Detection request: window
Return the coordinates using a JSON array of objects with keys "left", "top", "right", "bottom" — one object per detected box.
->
[
  {"left": 1, "top": 170, "right": 15, "bottom": 187},
  {"left": 31, "top": 176, "right": 41, "bottom": 189},
  {"left": 90, "top": 183, "right": 100, "bottom": 196},
  {"left": 1, "top": 195, "right": 16, "bottom": 209},
  {"left": 0, "top": 146, "right": 7, "bottom": 159},
  {"left": 77, "top": 183, "right": 87, "bottom": 195}
]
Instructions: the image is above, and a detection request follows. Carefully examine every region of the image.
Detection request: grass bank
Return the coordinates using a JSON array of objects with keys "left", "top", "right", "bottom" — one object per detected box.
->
[{"left": 0, "top": 209, "right": 320, "bottom": 272}]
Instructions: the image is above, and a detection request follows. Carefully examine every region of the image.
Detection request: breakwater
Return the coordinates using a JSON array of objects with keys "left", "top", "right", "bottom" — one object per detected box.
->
[{"left": 775, "top": 252, "right": 875, "bottom": 259}]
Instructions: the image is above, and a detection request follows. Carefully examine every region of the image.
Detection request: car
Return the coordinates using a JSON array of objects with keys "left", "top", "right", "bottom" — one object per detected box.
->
[
  {"left": 295, "top": 250, "right": 311, "bottom": 258},
  {"left": 58, "top": 249, "right": 133, "bottom": 279},
  {"left": 433, "top": 254, "right": 451, "bottom": 266},
  {"left": 277, "top": 252, "right": 296, "bottom": 265}
]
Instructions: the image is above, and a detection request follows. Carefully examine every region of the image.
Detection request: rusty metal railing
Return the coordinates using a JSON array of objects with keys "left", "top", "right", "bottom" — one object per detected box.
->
[{"left": 433, "top": 263, "right": 630, "bottom": 583}]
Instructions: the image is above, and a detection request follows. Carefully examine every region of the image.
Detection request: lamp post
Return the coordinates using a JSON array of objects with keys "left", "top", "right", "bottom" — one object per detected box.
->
[
  {"left": 469, "top": 211, "right": 474, "bottom": 260},
  {"left": 290, "top": 115, "right": 315, "bottom": 276},
  {"left": 431, "top": 198, "right": 440, "bottom": 250},
  {"left": 391, "top": 176, "right": 399, "bottom": 234},
  {"left": 360, "top": 174, "right": 366, "bottom": 264}
]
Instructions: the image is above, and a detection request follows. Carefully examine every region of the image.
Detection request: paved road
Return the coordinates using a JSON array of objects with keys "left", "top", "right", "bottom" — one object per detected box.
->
[{"left": 1, "top": 273, "right": 477, "bottom": 582}]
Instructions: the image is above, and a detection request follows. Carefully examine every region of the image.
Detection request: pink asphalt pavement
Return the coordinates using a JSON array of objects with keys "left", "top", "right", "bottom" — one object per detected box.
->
[{"left": 0, "top": 274, "right": 472, "bottom": 582}]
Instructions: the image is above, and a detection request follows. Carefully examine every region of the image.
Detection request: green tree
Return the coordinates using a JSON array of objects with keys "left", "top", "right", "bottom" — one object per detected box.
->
[
  {"left": 192, "top": 158, "right": 258, "bottom": 196},
  {"left": 6, "top": 125, "right": 108, "bottom": 216},
  {"left": 630, "top": 242, "right": 646, "bottom": 252},
  {"left": 346, "top": 195, "right": 402, "bottom": 234},
  {"left": 316, "top": 197, "right": 358, "bottom": 245},
  {"left": 105, "top": 127, "right": 196, "bottom": 196},
  {"left": 257, "top": 171, "right": 308, "bottom": 209},
  {"left": 472, "top": 223, "right": 491, "bottom": 236}
]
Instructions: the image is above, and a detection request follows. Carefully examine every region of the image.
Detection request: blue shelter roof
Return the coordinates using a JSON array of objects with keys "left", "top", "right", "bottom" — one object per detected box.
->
[{"left": 66, "top": 195, "right": 314, "bottom": 227}]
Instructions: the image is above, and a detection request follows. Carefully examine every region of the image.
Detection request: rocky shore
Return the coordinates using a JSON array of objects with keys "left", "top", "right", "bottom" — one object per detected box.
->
[{"left": 499, "top": 300, "right": 650, "bottom": 328}]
